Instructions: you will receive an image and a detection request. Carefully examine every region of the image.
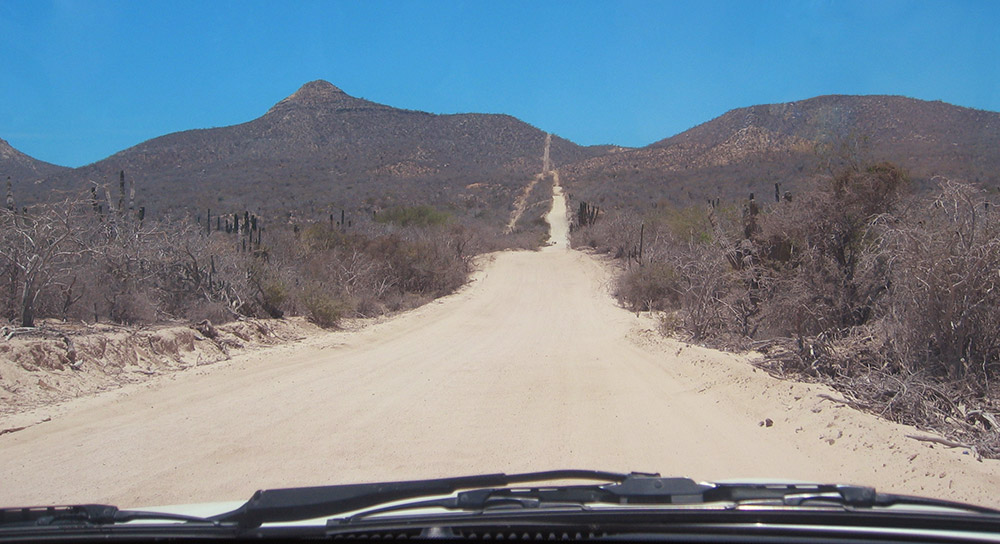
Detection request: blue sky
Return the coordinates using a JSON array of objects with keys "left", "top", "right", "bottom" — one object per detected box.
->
[{"left": 1, "top": 0, "right": 998, "bottom": 167}]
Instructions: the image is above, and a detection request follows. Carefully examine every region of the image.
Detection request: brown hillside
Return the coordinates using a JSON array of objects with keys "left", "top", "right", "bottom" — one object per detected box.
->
[
  {"left": 561, "top": 95, "right": 1000, "bottom": 210},
  {"left": 30, "top": 81, "right": 602, "bottom": 228},
  {"left": 1, "top": 137, "right": 69, "bottom": 206}
]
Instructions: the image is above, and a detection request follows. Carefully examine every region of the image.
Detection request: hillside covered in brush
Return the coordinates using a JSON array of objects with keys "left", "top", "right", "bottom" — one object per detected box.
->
[
  {"left": 14, "top": 81, "right": 603, "bottom": 228},
  {"left": 5, "top": 90, "right": 1000, "bottom": 227},
  {"left": 1, "top": 137, "right": 69, "bottom": 191},
  {"left": 561, "top": 95, "right": 1000, "bottom": 210}
]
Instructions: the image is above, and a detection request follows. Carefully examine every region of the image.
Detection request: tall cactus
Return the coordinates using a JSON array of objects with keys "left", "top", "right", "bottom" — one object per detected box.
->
[
  {"left": 577, "top": 201, "right": 600, "bottom": 227},
  {"left": 104, "top": 184, "right": 117, "bottom": 236},
  {"left": 5, "top": 176, "right": 13, "bottom": 211},
  {"left": 118, "top": 170, "right": 126, "bottom": 218},
  {"left": 128, "top": 172, "right": 136, "bottom": 216},
  {"left": 743, "top": 193, "right": 760, "bottom": 239}
]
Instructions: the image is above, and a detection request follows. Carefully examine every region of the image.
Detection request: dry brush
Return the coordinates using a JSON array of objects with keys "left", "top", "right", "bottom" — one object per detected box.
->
[{"left": 575, "top": 163, "right": 1000, "bottom": 457}]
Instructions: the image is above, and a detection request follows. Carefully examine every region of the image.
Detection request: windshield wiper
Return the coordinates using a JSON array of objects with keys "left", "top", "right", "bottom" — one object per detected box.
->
[
  {"left": 210, "top": 469, "right": 630, "bottom": 529},
  {"left": 0, "top": 504, "right": 223, "bottom": 527},
  {"left": 331, "top": 475, "right": 1000, "bottom": 525},
  {"left": 210, "top": 469, "right": 1000, "bottom": 531},
  {"left": 6, "top": 472, "right": 998, "bottom": 538},
  {"left": 338, "top": 475, "right": 715, "bottom": 522}
]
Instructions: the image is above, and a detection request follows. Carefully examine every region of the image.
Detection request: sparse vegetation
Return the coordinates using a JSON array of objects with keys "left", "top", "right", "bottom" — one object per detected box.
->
[
  {"left": 0, "top": 183, "right": 489, "bottom": 330},
  {"left": 375, "top": 205, "right": 451, "bottom": 228},
  {"left": 577, "top": 161, "right": 1000, "bottom": 457}
]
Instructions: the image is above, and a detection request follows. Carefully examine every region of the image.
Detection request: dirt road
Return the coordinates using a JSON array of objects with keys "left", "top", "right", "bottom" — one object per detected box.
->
[{"left": 3, "top": 177, "right": 1000, "bottom": 509}]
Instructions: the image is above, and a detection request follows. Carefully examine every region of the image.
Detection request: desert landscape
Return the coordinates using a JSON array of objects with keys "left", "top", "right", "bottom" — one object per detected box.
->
[
  {"left": 3, "top": 176, "right": 1000, "bottom": 510},
  {"left": 3, "top": 44, "right": 999, "bottom": 515}
]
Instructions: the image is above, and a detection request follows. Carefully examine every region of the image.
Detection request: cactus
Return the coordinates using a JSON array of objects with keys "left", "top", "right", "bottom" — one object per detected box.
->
[
  {"left": 577, "top": 201, "right": 600, "bottom": 227},
  {"left": 128, "top": 172, "right": 136, "bottom": 214},
  {"left": 90, "top": 186, "right": 100, "bottom": 215},
  {"left": 743, "top": 193, "right": 760, "bottom": 239},
  {"left": 5, "top": 176, "right": 13, "bottom": 211},
  {"left": 118, "top": 170, "right": 126, "bottom": 217},
  {"left": 104, "top": 185, "right": 116, "bottom": 235}
]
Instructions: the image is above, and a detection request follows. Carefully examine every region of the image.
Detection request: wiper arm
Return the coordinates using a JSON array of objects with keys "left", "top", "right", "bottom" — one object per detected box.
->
[
  {"left": 338, "top": 487, "right": 606, "bottom": 524},
  {"left": 0, "top": 504, "right": 222, "bottom": 527},
  {"left": 334, "top": 476, "right": 1000, "bottom": 525},
  {"left": 211, "top": 469, "right": 630, "bottom": 529},
  {"left": 871, "top": 493, "right": 1000, "bottom": 515},
  {"left": 709, "top": 482, "right": 1000, "bottom": 515},
  {"left": 335, "top": 476, "right": 717, "bottom": 524}
]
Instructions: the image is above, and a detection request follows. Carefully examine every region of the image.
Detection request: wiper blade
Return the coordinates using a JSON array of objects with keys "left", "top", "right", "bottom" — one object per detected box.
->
[
  {"left": 211, "top": 469, "right": 630, "bottom": 529},
  {"left": 212, "top": 471, "right": 1000, "bottom": 531},
  {"left": 711, "top": 482, "right": 1000, "bottom": 514},
  {"left": 0, "top": 504, "right": 221, "bottom": 527},
  {"left": 334, "top": 476, "right": 1000, "bottom": 524},
  {"left": 334, "top": 477, "right": 744, "bottom": 523}
]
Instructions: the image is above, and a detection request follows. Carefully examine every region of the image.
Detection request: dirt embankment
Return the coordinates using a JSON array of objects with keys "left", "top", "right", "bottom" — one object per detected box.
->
[{"left": 0, "top": 318, "right": 322, "bottom": 423}]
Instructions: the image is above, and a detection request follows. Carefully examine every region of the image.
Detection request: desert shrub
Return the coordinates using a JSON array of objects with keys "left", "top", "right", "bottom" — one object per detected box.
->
[
  {"left": 375, "top": 205, "right": 451, "bottom": 228},
  {"left": 300, "top": 287, "right": 346, "bottom": 328},
  {"left": 753, "top": 163, "right": 908, "bottom": 338},
  {"left": 572, "top": 207, "right": 642, "bottom": 255},
  {"left": 669, "top": 240, "right": 750, "bottom": 342},
  {"left": 878, "top": 180, "right": 1000, "bottom": 380},
  {"left": 0, "top": 260, "right": 19, "bottom": 323},
  {"left": 1, "top": 187, "right": 481, "bottom": 328},
  {"left": 617, "top": 262, "right": 680, "bottom": 312},
  {"left": 581, "top": 162, "right": 910, "bottom": 346},
  {"left": 579, "top": 164, "right": 1000, "bottom": 455},
  {"left": 105, "top": 288, "right": 160, "bottom": 324},
  {"left": 650, "top": 203, "right": 714, "bottom": 246},
  {"left": 182, "top": 300, "right": 234, "bottom": 324},
  {"left": 256, "top": 276, "right": 289, "bottom": 318},
  {"left": 0, "top": 196, "right": 95, "bottom": 326},
  {"left": 300, "top": 223, "right": 350, "bottom": 251},
  {"left": 364, "top": 230, "right": 470, "bottom": 296}
]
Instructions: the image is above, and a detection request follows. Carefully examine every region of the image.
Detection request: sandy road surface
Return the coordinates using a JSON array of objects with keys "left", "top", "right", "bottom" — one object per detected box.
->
[{"left": 3, "top": 179, "right": 1000, "bottom": 509}]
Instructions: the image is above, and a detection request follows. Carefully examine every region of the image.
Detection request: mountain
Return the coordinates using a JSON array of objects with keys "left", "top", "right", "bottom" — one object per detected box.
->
[
  {"left": 1, "top": 138, "right": 69, "bottom": 207},
  {"left": 33, "top": 80, "right": 602, "bottom": 226},
  {"left": 560, "top": 95, "right": 1000, "bottom": 210},
  {"left": 10, "top": 90, "right": 1000, "bottom": 223}
]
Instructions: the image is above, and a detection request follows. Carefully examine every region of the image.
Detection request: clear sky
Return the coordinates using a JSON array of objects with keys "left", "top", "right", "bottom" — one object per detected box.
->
[{"left": 2, "top": 0, "right": 998, "bottom": 167}]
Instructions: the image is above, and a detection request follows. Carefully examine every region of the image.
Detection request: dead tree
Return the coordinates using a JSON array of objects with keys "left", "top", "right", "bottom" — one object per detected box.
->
[{"left": 0, "top": 197, "right": 91, "bottom": 327}]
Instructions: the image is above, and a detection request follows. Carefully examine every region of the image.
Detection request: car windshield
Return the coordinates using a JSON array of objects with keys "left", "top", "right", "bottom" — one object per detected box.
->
[{"left": 1, "top": 0, "right": 999, "bottom": 519}]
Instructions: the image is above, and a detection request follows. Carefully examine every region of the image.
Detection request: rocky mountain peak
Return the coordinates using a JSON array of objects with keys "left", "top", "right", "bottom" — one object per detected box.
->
[
  {"left": 266, "top": 80, "right": 378, "bottom": 114},
  {"left": 0, "top": 137, "right": 18, "bottom": 159},
  {"left": 289, "top": 80, "right": 347, "bottom": 100}
]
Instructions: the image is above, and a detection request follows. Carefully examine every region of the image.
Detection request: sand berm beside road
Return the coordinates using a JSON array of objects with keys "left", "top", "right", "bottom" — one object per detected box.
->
[{"left": 3, "top": 178, "right": 1000, "bottom": 509}]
